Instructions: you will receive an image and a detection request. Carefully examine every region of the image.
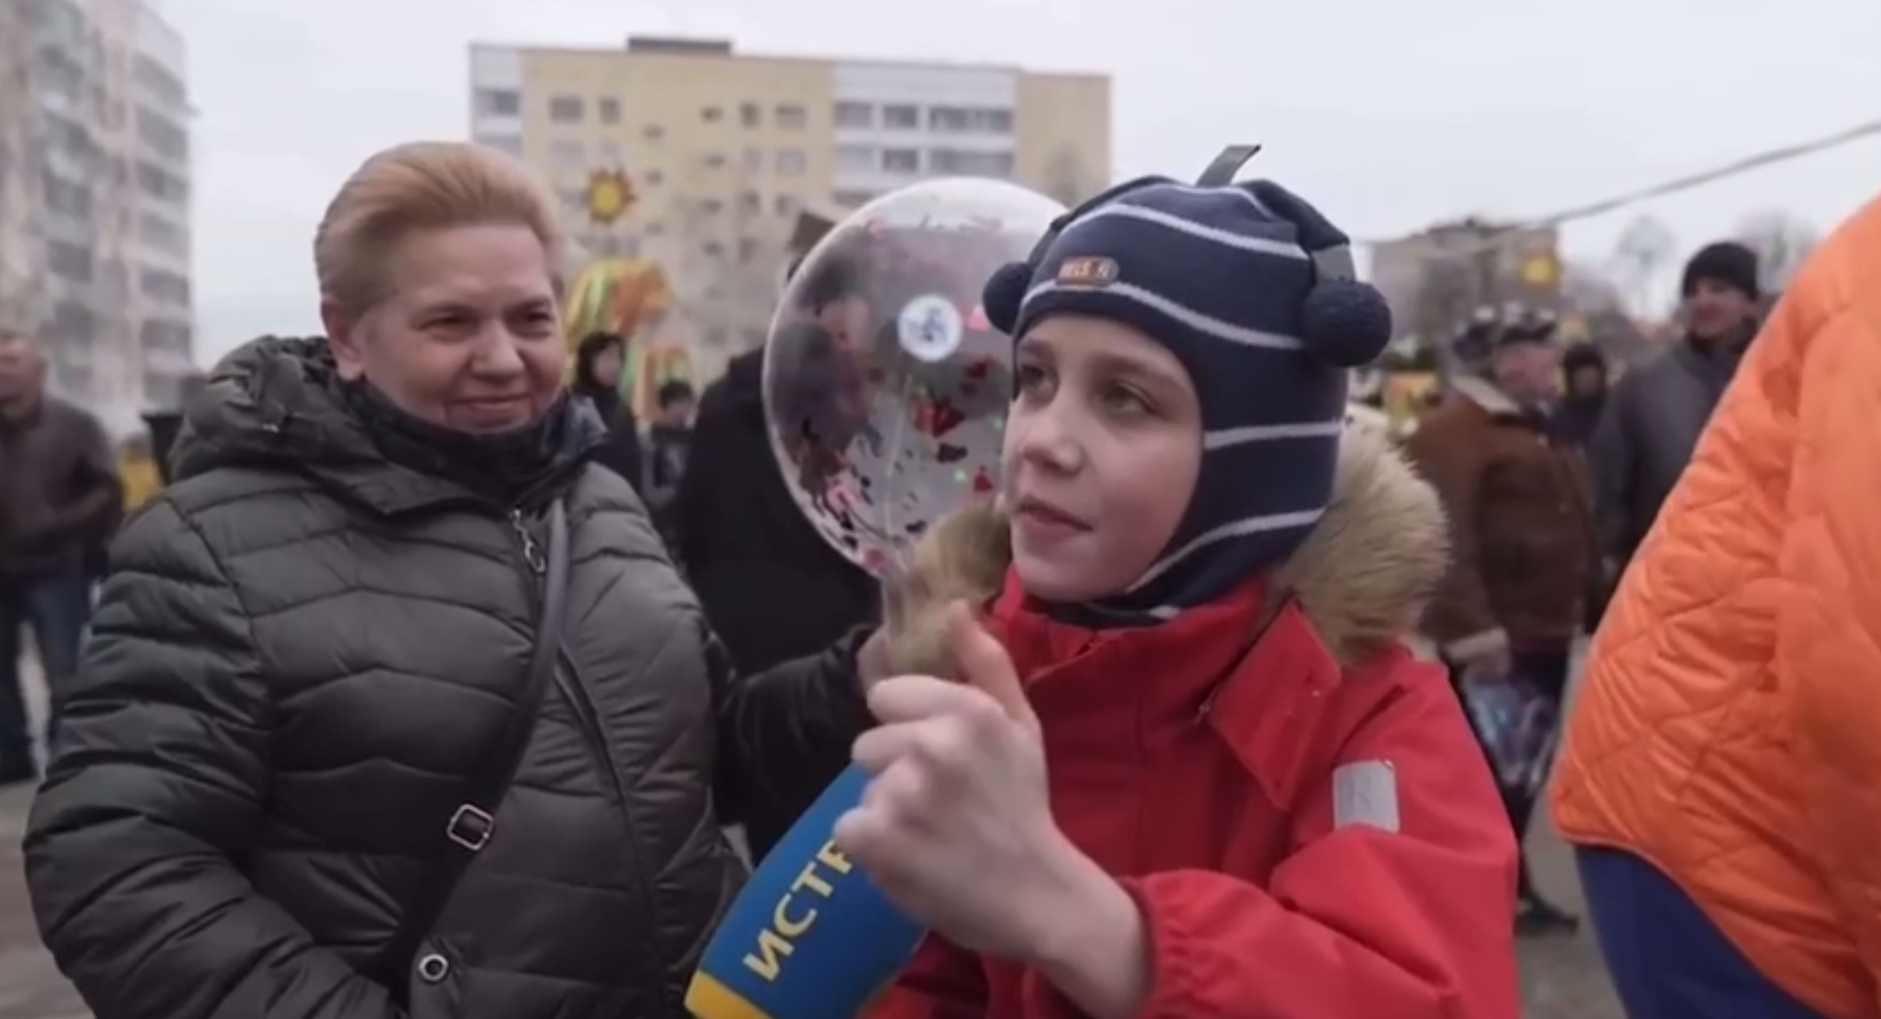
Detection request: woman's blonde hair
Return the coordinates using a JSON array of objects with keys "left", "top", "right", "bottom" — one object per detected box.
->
[{"left": 313, "top": 141, "right": 564, "bottom": 315}]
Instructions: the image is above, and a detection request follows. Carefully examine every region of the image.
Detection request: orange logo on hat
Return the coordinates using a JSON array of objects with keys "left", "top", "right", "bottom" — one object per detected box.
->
[{"left": 1057, "top": 256, "right": 1119, "bottom": 288}]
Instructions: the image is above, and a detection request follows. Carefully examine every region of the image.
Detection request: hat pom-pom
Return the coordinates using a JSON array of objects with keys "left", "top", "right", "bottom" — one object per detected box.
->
[
  {"left": 981, "top": 261, "right": 1032, "bottom": 336},
  {"left": 1300, "top": 279, "right": 1392, "bottom": 368}
]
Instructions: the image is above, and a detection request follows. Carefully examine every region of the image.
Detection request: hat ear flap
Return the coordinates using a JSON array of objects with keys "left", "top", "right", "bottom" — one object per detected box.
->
[{"left": 981, "top": 262, "right": 1032, "bottom": 337}]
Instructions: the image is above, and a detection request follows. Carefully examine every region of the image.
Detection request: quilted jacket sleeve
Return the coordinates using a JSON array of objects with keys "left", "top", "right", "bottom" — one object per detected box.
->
[
  {"left": 23, "top": 500, "right": 404, "bottom": 1019},
  {"left": 712, "top": 626, "right": 874, "bottom": 828}
]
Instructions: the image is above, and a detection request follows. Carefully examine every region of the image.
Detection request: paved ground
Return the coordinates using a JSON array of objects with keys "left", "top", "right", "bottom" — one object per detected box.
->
[{"left": 0, "top": 651, "right": 1623, "bottom": 1019}]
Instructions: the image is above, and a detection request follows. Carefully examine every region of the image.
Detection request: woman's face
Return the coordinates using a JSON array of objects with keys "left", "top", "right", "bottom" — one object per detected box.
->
[
  {"left": 325, "top": 224, "right": 565, "bottom": 433},
  {"left": 1003, "top": 315, "right": 1201, "bottom": 603}
]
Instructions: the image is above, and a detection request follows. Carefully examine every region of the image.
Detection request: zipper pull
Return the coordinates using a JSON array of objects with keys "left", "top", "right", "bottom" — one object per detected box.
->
[{"left": 510, "top": 509, "right": 546, "bottom": 574}]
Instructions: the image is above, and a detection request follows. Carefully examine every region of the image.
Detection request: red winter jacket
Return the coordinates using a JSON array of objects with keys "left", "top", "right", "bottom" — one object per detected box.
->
[{"left": 869, "top": 431, "right": 1520, "bottom": 1019}]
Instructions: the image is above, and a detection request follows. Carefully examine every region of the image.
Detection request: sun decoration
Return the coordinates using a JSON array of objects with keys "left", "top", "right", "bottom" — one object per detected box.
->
[
  {"left": 584, "top": 169, "right": 637, "bottom": 225},
  {"left": 1520, "top": 252, "right": 1559, "bottom": 287}
]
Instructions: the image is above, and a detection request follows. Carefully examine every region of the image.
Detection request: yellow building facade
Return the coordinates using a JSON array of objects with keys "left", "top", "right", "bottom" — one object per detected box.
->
[{"left": 469, "top": 37, "right": 1110, "bottom": 379}]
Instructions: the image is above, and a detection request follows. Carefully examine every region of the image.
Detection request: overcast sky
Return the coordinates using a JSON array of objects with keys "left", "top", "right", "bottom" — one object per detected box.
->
[{"left": 161, "top": 0, "right": 1881, "bottom": 361}]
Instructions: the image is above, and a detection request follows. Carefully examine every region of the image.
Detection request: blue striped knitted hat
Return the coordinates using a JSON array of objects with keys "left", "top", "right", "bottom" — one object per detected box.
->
[{"left": 982, "top": 160, "right": 1391, "bottom": 623}]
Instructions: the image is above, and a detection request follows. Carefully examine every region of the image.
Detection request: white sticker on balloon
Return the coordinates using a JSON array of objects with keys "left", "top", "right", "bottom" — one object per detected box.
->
[{"left": 896, "top": 294, "right": 963, "bottom": 363}]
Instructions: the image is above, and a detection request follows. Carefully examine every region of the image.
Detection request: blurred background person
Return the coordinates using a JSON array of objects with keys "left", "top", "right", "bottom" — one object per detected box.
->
[
  {"left": 1553, "top": 343, "right": 1610, "bottom": 449},
  {"left": 569, "top": 330, "right": 645, "bottom": 494},
  {"left": 0, "top": 329, "right": 121, "bottom": 785},
  {"left": 23, "top": 142, "right": 869, "bottom": 1019},
  {"left": 1405, "top": 308, "right": 1598, "bottom": 936},
  {"left": 643, "top": 378, "right": 695, "bottom": 546},
  {"left": 1590, "top": 241, "right": 1759, "bottom": 578},
  {"left": 669, "top": 255, "right": 879, "bottom": 861}
]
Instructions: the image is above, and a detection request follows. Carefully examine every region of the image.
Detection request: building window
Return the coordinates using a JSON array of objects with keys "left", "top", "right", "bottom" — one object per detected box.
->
[
  {"left": 701, "top": 105, "right": 723, "bottom": 123},
  {"left": 881, "top": 148, "right": 920, "bottom": 174},
  {"left": 598, "top": 97, "right": 622, "bottom": 124},
  {"left": 739, "top": 102, "right": 762, "bottom": 127},
  {"left": 138, "top": 267, "right": 191, "bottom": 305},
  {"left": 547, "top": 95, "right": 585, "bottom": 123},
  {"left": 549, "top": 139, "right": 586, "bottom": 169},
  {"left": 136, "top": 106, "right": 188, "bottom": 162},
  {"left": 738, "top": 190, "right": 762, "bottom": 215},
  {"left": 835, "top": 145, "right": 875, "bottom": 172},
  {"left": 737, "top": 237, "right": 760, "bottom": 263},
  {"left": 882, "top": 104, "right": 920, "bottom": 130},
  {"left": 775, "top": 150, "right": 808, "bottom": 176},
  {"left": 594, "top": 140, "right": 624, "bottom": 165},
  {"left": 134, "top": 159, "right": 188, "bottom": 203},
  {"left": 697, "top": 198, "right": 725, "bottom": 216},
  {"left": 773, "top": 194, "right": 799, "bottom": 217},
  {"left": 742, "top": 148, "right": 764, "bottom": 173},
  {"left": 46, "top": 240, "right": 93, "bottom": 283},
  {"left": 774, "top": 103, "right": 807, "bottom": 130},
  {"left": 703, "top": 152, "right": 728, "bottom": 170},
  {"left": 927, "top": 148, "right": 1015, "bottom": 177},
  {"left": 476, "top": 88, "right": 521, "bottom": 117},
  {"left": 833, "top": 189, "right": 877, "bottom": 209},
  {"left": 928, "top": 106, "right": 1015, "bottom": 134},
  {"left": 702, "top": 240, "right": 726, "bottom": 260},
  {"left": 834, "top": 102, "right": 873, "bottom": 129},
  {"left": 644, "top": 221, "right": 666, "bottom": 236},
  {"left": 644, "top": 169, "right": 665, "bottom": 186},
  {"left": 643, "top": 124, "right": 666, "bottom": 142}
]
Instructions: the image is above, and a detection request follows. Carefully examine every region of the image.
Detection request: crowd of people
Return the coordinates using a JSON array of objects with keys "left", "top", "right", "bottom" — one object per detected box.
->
[{"left": 1, "top": 135, "right": 1877, "bottom": 1019}]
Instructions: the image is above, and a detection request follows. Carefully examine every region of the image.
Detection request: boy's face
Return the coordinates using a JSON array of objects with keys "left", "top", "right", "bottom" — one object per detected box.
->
[{"left": 1003, "top": 315, "right": 1201, "bottom": 603}]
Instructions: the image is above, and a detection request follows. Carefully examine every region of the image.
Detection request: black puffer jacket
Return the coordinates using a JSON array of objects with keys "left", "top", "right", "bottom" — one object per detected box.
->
[{"left": 24, "top": 337, "right": 869, "bottom": 1019}]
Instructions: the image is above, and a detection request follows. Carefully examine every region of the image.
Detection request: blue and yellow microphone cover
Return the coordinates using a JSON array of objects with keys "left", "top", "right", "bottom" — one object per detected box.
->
[{"left": 687, "top": 763, "right": 928, "bottom": 1019}]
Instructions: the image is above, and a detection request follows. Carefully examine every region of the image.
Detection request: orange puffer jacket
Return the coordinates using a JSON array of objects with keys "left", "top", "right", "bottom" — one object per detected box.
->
[{"left": 1551, "top": 193, "right": 1881, "bottom": 1019}]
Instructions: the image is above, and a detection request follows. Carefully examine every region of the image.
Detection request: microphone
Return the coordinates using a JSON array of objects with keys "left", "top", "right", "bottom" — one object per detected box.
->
[{"left": 687, "top": 763, "right": 928, "bottom": 1019}]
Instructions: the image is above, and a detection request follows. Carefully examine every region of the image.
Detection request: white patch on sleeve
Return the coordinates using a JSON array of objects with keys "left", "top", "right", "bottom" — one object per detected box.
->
[{"left": 1332, "top": 760, "right": 1400, "bottom": 833}]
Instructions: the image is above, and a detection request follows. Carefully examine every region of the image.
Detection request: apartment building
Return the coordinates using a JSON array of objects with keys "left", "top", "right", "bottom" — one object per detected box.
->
[
  {"left": 0, "top": 0, "right": 195, "bottom": 431},
  {"left": 468, "top": 36, "right": 1110, "bottom": 375}
]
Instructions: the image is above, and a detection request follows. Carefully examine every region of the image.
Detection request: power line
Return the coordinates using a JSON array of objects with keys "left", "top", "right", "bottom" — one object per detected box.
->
[{"left": 1358, "top": 117, "right": 1881, "bottom": 258}]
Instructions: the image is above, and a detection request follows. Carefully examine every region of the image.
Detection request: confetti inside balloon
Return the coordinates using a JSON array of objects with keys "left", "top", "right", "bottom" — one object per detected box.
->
[{"left": 762, "top": 179, "right": 1064, "bottom": 575}]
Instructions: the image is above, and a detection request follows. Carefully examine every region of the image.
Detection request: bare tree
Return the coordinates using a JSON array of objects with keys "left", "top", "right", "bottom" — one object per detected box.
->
[
  {"left": 1560, "top": 259, "right": 1625, "bottom": 314},
  {"left": 1042, "top": 147, "right": 1093, "bottom": 207},
  {"left": 1735, "top": 209, "right": 1819, "bottom": 293},
  {"left": 1608, "top": 214, "right": 1678, "bottom": 316}
]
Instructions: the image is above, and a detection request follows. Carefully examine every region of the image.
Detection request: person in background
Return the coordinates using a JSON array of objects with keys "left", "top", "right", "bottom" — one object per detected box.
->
[
  {"left": 1553, "top": 343, "right": 1609, "bottom": 448},
  {"left": 569, "top": 330, "right": 644, "bottom": 493},
  {"left": 1589, "top": 241, "right": 1758, "bottom": 576},
  {"left": 643, "top": 379, "right": 694, "bottom": 545},
  {"left": 0, "top": 329, "right": 121, "bottom": 785},
  {"left": 24, "top": 142, "right": 871, "bottom": 1019},
  {"left": 1404, "top": 308, "right": 1597, "bottom": 936},
  {"left": 675, "top": 336, "right": 877, "bottom": 860},
  {"left": 1551, "top": 196, "right": 1881, "bottom": 1019}
]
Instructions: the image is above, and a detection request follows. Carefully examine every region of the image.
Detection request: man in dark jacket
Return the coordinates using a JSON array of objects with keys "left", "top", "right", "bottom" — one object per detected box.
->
[
  {"left": 643, "top": 379, "right": 694, "bottom": 546},
  {"left": 0, "top": 329, "right": 121, "bottom": 783},
  {"left": 1590, "top": 241, "right": 1760, "bottom": 574},
  {"left": 672, "top": 345, "right": 878, "bottom": 859},
  {"left": 24, "top": 336, "right": 870, "bottom": 1019},
  {"left": 570, "top": 331, "right": 645, "bottom": 494}
]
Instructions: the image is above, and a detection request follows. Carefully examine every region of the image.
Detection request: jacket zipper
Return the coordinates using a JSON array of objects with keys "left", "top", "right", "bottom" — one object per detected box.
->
[{"left": 509, "top": 507, "right": 666, "bottom": 1008}]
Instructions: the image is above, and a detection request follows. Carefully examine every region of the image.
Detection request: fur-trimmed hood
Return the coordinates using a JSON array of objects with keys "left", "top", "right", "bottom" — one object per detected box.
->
[{"left": 882, "top": 425, "right": 1450, "bottom": 671}]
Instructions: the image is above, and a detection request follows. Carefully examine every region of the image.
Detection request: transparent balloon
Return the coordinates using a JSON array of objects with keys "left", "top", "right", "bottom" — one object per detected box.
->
[{"left": 762, "top": 179, "right": 1065, "bottom": 576}]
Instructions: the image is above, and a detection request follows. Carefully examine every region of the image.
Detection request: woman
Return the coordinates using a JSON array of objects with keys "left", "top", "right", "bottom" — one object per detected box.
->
[
  {"left": 23, "top": 142, "right": 869, "bottom": 1019},
  {"left": 1552, "top": 196, "right": 1881, "bottom": 1019},
  {"left": 570, "top": 330, "right": 646, "bottom": 493},
  {"left": 839, "top": 174, "right": 1520, "bottom": 1018}
]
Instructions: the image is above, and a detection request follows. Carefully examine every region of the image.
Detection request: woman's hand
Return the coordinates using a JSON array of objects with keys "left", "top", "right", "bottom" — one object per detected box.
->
[{"left": 835, "top": 603, "right": 1103, "bottom": 960}]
